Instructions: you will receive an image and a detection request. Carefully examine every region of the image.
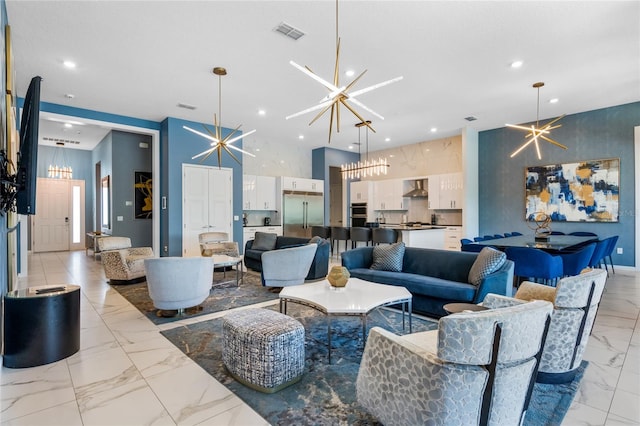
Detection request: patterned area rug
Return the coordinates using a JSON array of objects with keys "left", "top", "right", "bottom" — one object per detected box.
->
[
  {"left": 111, "top": 270, "right": 279, "bottom": 325},
  {"left": 161, "top": 304, "right": 586, "bottom": 425}
]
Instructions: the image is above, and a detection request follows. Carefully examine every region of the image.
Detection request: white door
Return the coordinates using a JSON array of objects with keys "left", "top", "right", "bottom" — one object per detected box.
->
[
  {"left": 32, "top": 178, "right": 86, "bottom": 253},
  {"left": 182, "top": 164, "right": 232, "bottom": 257}
]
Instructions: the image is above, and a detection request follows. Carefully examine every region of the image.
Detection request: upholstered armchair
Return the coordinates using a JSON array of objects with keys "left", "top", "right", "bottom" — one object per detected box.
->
[
  {"left": 357, "top": 299, "right": 553, "bottom": 426},
  {"left": 261, "top": 244, "right": 317, "bottom": 287},
  {"left": 144, "top": 257, "right": 213, "bottom": 315},
  {"left": 484, "top": 268, "right": 608, "bottom": 382},
  {"left": 99, "top": 237, "right": 154, "bottom": 283}
]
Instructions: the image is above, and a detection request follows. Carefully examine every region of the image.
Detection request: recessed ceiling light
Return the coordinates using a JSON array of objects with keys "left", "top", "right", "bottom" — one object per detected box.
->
[
  {"left": 511, "top": 60, "right": 523, "bottom": 68},
  {"left": 345, "top": 69, "right": 355, "bottom": 77},
  {"left": 256, "top": 148, "right": 261, "bottom": 152},
  {"left": 389, "top": 154, "right": 395, "bottom": 158},
  {"left": 258, "top": 109, "right": 266, "bottom": 116},
  {"left": 549, "top": 98, "right": 559, "bottom": 104},
  {"left": 63, "top": 60, "right": 76, "bottom": 69},
  {"left": 348, "top": 145, "right": 354, "bottom": 150},
  {"left": 64, "top": 123, "right": 72, "bottom": 128},
  {"left": 430, "top": 127, "right": 437, "bottom": 132},
  {"left": 384, "top": 137, "right": 390, "bottom": 142},
  {"left": 298, "top": 135, "right": 304, "bottom": 140}
]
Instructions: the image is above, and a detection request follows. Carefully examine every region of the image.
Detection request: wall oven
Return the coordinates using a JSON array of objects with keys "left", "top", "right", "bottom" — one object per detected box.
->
[{"left": 351, "top": 203, "right": 367, "bottom": 227}]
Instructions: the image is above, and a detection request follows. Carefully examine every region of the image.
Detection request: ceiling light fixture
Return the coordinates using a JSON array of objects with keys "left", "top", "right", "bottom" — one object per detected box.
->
[
  {"left": 286, "top": 0, "right": 403, "bottom": 143},
  {"left": 48, "top": 143, "right": 73, "bottom": 179},
  {"left": 183, "top": 67, "right": 256, "bottom": 168},
  {"left": 507, "top": 82, "right": 566, "bottom": 160},
  {"left": 341, "top": 121, "right": 389, "bottom": 180},
  {"left": 63, "top": 60, "right": 76, "bottom": 69},
  {"left": 511, "top": 60, "right": 523, "bottom": 68}
]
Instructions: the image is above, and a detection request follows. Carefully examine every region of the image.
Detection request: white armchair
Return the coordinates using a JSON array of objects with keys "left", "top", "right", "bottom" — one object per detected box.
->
[
  {"left": 261, "top": 244, "right": 317, "bottom": 287},
  {"left": 144, "top": 257, "right": 213, "bottom": 315},
  {"left": 484, "top": 268, "right": 608, "bottom": 383},
  {"left": 356, "top": 299, "right": 553, "bottom": 426}
]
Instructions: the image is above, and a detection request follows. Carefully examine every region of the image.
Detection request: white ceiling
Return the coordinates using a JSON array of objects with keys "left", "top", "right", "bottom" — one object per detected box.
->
[{"left": 6, "top": 1, "right": 640, "bottom": 153}]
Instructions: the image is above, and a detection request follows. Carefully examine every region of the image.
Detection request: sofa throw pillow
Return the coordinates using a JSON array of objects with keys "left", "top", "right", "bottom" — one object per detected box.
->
[
  {"left": 371, "top": 242, "right": 405, "bottom": 272},
  {"left": 252, "top": 232, "right": 277, "bottom": 251},
  {"left": 309, "top": 235, "right": 324, "bottom": 245},
  {"left": 468, "top": 247, "right": 507, "bottom": 286}
]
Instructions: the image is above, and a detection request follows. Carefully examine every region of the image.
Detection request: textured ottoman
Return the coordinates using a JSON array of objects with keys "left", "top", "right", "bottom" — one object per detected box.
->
[{"left": 222, "top": 308, "right": 305, "bottom": 393}]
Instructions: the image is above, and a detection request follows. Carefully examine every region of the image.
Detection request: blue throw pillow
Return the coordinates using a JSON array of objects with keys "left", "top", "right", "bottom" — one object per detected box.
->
[
  {"left": 468, "top": 247, "right": 507, "bottom": 285},
  {"left": 371, "top": 242, "right": 405, "bottom": 272}
]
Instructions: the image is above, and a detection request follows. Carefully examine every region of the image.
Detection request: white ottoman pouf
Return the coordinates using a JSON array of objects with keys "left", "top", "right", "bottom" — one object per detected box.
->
[{"left": 222, "top": 308, "right": 305, "bottom": 393}]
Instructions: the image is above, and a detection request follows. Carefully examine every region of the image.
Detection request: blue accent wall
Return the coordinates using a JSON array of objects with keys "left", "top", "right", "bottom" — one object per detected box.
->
[
  {"left": 479, "top": 101, "right": 640, "bottom": 266},
  {"left": 161, "top": 117, "right": 244, "bottom": 256},
  {"left": 312, "top": 147, "right": 360, "bottom": 224}
]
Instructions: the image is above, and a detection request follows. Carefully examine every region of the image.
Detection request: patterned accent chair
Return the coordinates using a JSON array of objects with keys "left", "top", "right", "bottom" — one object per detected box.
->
[
  {"left": 357, "top": 299, "right": 552, "bottom": 426},
  {"left": 99, "top": 237, "right": 154, "bottom": 283},
  {"left": 144, "top": 257, "right": 213, "bottom": 315},
  {"left": 488, "top": 268, "right": 607, "bottom": 383}
]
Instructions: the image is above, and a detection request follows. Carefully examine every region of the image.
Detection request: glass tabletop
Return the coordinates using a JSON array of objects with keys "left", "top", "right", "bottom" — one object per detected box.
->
[{"left": 475, "top": 235, "right": 597, "bottom": 251}]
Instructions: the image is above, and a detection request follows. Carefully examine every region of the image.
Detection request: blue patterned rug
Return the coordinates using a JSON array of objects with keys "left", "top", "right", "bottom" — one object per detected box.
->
[
  {"left": 111, "top": 271, "right": 279, "bottom": 325},
  {"left": 161, "top": 305, "right": 586, "bottom": 425}
]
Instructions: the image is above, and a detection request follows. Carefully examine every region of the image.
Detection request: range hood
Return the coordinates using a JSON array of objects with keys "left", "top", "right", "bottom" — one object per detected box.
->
[{"left": 403, "top": 179, "right": 428, "bottom": 198}]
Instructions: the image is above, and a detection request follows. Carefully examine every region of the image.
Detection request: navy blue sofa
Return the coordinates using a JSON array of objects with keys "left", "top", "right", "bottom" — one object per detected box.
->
[
  {"left": 244, "top": 236, "right": 331, "bottom": 281},
  {"left": 341, "top": 246, "right": 514, "bottom": 318}
]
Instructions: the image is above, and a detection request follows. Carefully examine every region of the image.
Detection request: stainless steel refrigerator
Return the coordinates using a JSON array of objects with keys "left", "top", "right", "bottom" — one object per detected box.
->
[{"left": 283, "top": 190, "right": 324, "bottom": 238}]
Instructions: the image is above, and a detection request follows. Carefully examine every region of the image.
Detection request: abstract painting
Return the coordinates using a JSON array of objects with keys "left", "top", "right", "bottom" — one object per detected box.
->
[
  {"left": 134, "top": 171, "right": 152, "bottom": 219},
  {"left": 525, "top": 158, "right": 619, "bottom": 222}
]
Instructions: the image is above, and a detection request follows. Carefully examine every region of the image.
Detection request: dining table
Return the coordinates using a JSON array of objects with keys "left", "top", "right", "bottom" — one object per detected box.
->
[{"left": 475, "top": 234, "right": 597, "bottom": 252}]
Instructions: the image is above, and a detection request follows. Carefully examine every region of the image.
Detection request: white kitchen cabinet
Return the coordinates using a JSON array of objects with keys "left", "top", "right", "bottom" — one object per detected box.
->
[
  {"left": 282, "top": 177, "right": 323, "bottom": 192},
  {"left": 444, "top": 226, "right": 463, "bottom": 251},
  {"left": 350, "top": 181, "right": 372, "bottom": 203},
  {"left": 428, "top": 173, "right": 463, "bottom": 210},
  {"left": 243, "top": 175, "right": 277, "bottom": 210},
  {"left": 242, "top": 226, "right": 282, "bottom": 251},
  {"left": 372, "top": 179, "right": 407, "bottom": 211}
]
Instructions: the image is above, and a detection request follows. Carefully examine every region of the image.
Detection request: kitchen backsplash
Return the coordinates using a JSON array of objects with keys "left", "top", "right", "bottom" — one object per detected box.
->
[
  {"left": 378, "top": 198, "right": 462, "bottom": 225},
  {"left": 244, "top": 210, "right": 280, "bottom": 227}
]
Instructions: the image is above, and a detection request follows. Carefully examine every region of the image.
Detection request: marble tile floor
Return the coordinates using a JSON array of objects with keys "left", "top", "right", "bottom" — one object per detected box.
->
[{"left": 1, "top": 250, "right": 638, "bottom": 426}]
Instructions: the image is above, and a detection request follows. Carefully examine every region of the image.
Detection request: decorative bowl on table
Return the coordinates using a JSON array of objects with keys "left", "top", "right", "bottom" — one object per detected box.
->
[{"left": 327, "top": 266, "right": 350, "bottom": 288}]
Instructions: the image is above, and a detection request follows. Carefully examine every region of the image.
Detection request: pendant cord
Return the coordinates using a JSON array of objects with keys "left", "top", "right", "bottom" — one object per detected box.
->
[
  {"left": 536, "top": 86, "right": 540, "bottom": 127},
  {"left": 335, "top": 0, "right": 339, "bottom": 46},
  {"left": 218, "top": 74, "right": 222, "bottom": 127},
  {"left": 365, "top": 126, "right": 369, "bottom": 162}
]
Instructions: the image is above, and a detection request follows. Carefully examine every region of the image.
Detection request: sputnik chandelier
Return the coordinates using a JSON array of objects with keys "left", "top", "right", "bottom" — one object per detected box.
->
[
  {"left": 184, "top": 67, "right": 256, "bottom": 168},
  {"left": 507, "top": 82, "right": 566, "bottom": 160},
  {"left": 286, "top": 0, "right": 403, "bottom": 143},
  {"left": 48, "top": 143, "right": 73, "bottom": 179},
  {"left": 341, "top": 121, "right": 389, "bottom": 180}
]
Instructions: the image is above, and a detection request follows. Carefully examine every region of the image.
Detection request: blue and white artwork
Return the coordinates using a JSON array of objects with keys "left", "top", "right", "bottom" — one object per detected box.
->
[{"left": 525, "top": 158, "right": 619, "bottom": 222}]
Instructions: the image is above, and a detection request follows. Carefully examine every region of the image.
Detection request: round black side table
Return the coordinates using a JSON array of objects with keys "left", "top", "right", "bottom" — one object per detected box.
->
[{"left": 3, "top": 285, "right": 80, "bottom": 368}]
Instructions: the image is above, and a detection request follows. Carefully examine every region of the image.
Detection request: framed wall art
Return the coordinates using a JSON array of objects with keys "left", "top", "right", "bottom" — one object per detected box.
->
[
  {"left": 134, "top": 171, "right": 152, "bottom": 219},
  {"left": 525, "top": 158, "right": 619, "bottom": 222}
]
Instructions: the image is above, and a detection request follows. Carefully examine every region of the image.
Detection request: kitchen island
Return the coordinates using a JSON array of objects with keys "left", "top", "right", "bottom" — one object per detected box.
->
[{"left": 380, "top": 224, "right": 447, "bottom": 249}]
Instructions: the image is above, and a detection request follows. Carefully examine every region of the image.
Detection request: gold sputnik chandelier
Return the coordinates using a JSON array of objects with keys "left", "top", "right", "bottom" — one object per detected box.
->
[
  {"left": 184, "top": 67, "right": 256, "bottom": 168},
  {"left": 507, "top": 82, "right": 566, "bottom": 160},
  {"left": 286, "top": 0, "right": 403, "bottom": 143},
  {"left": 341, "top": 121, "right": 389, "bottom": 180}
]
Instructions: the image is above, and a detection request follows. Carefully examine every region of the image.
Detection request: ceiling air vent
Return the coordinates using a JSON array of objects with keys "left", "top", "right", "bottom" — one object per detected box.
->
[
  {"left": 43, "top": 137, "right": 80, "bottom": 145},
  {"left": 177, "top": 103, "right": 197, "bottom": 110},
  {"left": 464, "top": 116, "right": 478, "bottom": 122},
  {"left": 274, "top": 22, "right": 305, "bottom": 41}
]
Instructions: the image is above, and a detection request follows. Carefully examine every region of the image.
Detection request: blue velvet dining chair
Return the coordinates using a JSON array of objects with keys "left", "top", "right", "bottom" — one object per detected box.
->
[
  {"left": 505, "top": 246, "right": 563, "bottom": 286},
  {"left": 550, "top": 231, "right": 565, "bottom": 235},
  {"left": 510, "top": 231, "right": 523, "bottom": 236},
  {"left": 601, "top": 235, "right": 619, "bottom": 275},
  {"left": 461, "top": 243, "right": 485, "bottom": 252},
  {"left": 504, "top": 232, "right": 513, "bottom": 237},
  {"left": 558, "top": 243, "right": 596, "bottom": 276},
  {"left": 588, "top": 239, "right": 610, "bottom": 271},
  {"left": 473, "top": 236, "right": 485, "bottom": 242},
  {"left": 460, "top": 238, "right": 473, "bottom": 246}
]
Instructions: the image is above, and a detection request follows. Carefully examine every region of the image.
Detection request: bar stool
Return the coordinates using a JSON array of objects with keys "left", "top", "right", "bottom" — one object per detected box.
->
[
  {"left": 350, "top": 227, "right": 372, "bottom": 249},
  {"left": 331, "top": 227, "right": 350, "bottom": 255},
  {"left": 311, "top": 225, "right": 331, "bottom": 240},
  {"left": 372, "top": 228, "right": 398, "bottom": 245}
]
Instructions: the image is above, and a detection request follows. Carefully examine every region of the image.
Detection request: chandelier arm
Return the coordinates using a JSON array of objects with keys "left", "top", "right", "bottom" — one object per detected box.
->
[
  {"left": 289, "top": 61, "right": 340, "bottom": 92},
  {"left": 539, "top": 135, "right": 568, "bottom": 149},
  {"left": 192, "top": 145, "right": 219, "bottom": 160},
  {"left": 510, "top": 135, "right": 537, "bottom": 158},
  {"left": 221, "top": 144, "right": 242, "bottom": 165},
  {"left": 217, "top": 147, "right": 223, "bottom": 168},
  {"left": 327, "top": 104, "right": 336, "bottom": 144},
  {"left": 184, "top": 125, "right": 220, "bottom": 143},
  {"left": 341, "top": 100, "right": 375, "bottom": 132},
  {"left": 226, "top": 143, "right": 256, "bottom": 157},
  {"left": 541, "top": 114, "right": 566, "bottom": 128},
  {"left": 286, "top": 99, "right": 335, "bottom": 120},
  {"left": 349, "top": 76, "right": 404, "bottom": 98},
  {"left": 333, "top": 38, "right": 341, "bottom": 87},
  {"left": 219, "top": 124, "right": 243, "bottom": 144},
  {"left": 534, "top": 136, "right": 542, "bottom": 160},
  {"left": 341, "top": 69, "right": 368, "bottom": 94},
  {"left": 336, "top": 97, "right": 341, "bottom": 133},
  {"left": 225, "top": 129, "right": 256, "bottom": 146},
  {"left": 349, "top": 98, "right": 384, "bottom": 121},
  {"left": 308, "top": 101, "right": 338, "bottom": 126}
]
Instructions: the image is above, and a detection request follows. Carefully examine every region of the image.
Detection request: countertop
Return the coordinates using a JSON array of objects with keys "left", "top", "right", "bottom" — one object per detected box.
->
[
  {"left": 379, "top": 224, "right": 447, "bottom": 231},
  {"left": 243, "top": 224, "right": 282, "bottom": 228}
]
